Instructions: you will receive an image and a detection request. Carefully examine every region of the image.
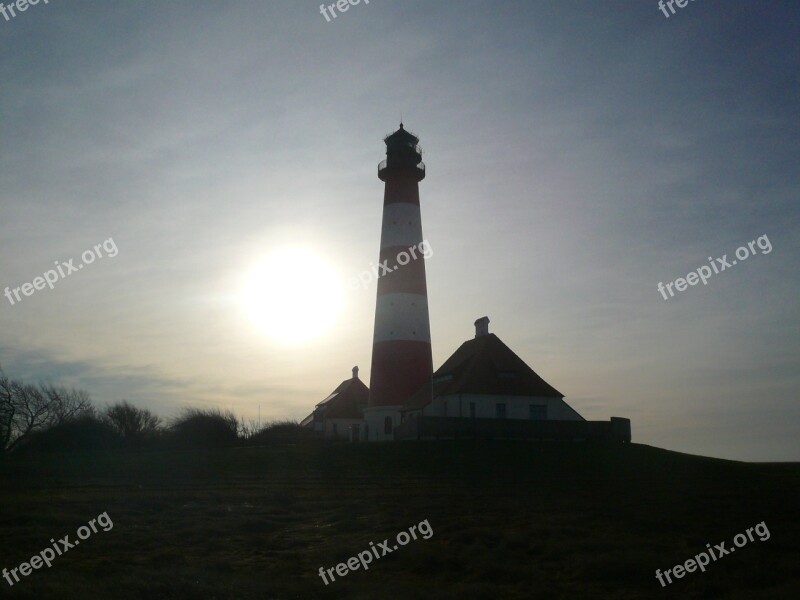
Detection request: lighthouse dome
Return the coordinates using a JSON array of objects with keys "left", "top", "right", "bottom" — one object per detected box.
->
[{"left": 384, "top": 123, "right": 420, "bottom": 145}]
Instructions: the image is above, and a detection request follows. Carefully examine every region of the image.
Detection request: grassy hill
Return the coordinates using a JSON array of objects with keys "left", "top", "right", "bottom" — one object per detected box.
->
[{"left": 0, "top": 441, "right": 798, "bottom": 599}]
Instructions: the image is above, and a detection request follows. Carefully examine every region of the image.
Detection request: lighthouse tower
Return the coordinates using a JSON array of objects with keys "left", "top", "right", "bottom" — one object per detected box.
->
[{"left": 364, "top": 124, "right": 433, "bottom": 441}]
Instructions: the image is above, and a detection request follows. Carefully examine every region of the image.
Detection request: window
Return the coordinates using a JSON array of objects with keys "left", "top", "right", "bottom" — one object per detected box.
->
[
  {"left": 351, "top": 424, "right": 360, "bottom": 441},
  {"left": 469, "top": 402, "right": 476, "bottom": 418},
  {"left": 529, "top": 405, "right": 547, "bottom": 421},
  {"left": 384, "top": 416, "right": 393, "bottom": 435},
  {"left": 496, "top": 403, "right": 506, "bottom": 419}
]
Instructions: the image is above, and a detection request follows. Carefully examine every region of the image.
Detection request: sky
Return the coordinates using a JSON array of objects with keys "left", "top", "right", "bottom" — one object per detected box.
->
[{"left": 1, "top": 0, "right": 798, "bottom": 462}]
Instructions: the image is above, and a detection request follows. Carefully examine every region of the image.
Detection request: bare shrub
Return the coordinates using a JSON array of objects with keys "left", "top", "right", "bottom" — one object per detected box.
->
[
  {"left": 103, "top": 401, "right": 161, "bottom": 444},
  {"left": 16, "top": 415, "right": 120, "bottom": 453},
  {"left": 167, "top": 407, "right": 239, "bottom": 447}
]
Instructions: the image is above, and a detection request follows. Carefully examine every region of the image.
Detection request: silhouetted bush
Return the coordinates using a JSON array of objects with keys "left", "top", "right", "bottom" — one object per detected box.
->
[
  {"left": 167, "top": 408, "right": 239, "bottom": 448},
  {"left": 103, "top": 401, "right": 161, "bottom": 447},
  {"left": 246, "top": 420, "right": 320, "bottom": 446},
  {"left": 16, "top": 416, "right": 121, "bottom": 453}
]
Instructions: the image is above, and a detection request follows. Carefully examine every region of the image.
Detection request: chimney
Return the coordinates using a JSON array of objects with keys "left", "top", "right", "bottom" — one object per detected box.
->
[
  {"left": 352, "top": 366, "right": 359, "bottom": 379},
  {"left": 474, "top": 316, "right": 490, "bottom": 338}
]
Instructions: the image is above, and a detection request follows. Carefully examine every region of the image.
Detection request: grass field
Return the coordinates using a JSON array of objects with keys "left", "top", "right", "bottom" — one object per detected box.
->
[{"left": 0, "top": 441, "right": 798, "bottom": 599}]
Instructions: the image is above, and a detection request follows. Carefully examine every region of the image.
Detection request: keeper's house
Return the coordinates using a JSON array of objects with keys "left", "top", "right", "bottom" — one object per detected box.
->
[
  {"left": 394, "top": 317, "right": 631, "bottom": 442},
  {"left": 300, "top": 367, "right": 368, "bottom": 441}
]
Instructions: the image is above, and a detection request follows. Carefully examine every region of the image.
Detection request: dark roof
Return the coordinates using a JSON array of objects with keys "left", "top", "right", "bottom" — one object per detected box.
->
[
  {"left": 317, "top": 376, "right": 369, "bottom": 419},
  {"left": 384, "top": 123, "right": 419, "bottom": 145},
  {"left": 405, "top": 333, "right": 563, "bottom": 410}
]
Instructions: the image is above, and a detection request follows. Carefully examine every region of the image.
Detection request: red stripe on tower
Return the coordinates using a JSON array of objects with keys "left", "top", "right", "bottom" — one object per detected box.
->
[{"left": 365, "top": 124, "right": 433, "bottom": 441}]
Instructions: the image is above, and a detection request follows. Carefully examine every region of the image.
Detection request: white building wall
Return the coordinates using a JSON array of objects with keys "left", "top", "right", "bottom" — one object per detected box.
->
[
  {"left": 422, "top": 394, "right": 583, "bottom": 421},
  {"left": 363, "top": 405, "right": 403, "bottom": 441}
]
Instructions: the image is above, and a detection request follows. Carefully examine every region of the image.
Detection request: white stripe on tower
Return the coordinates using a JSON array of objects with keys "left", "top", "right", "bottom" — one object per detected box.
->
[
  {"left": 377, "top": 204, "right": 423, "bottom": 248},
  {"left": 372, "top": 294, "right": 431, "bottom": 343}
]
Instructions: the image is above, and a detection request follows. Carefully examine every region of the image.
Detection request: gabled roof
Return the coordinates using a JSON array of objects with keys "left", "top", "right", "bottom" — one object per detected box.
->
[
  {"left": 318, "top": 376, "right": 369, "bottom": 420},
  {"left": 405, "top": 333, "right": 563, "bottom": 410}
]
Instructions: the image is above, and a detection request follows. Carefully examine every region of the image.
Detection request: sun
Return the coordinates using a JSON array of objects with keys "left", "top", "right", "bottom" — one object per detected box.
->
[{"left": 240, "top": 248, "right": 344, "bottom": 344}]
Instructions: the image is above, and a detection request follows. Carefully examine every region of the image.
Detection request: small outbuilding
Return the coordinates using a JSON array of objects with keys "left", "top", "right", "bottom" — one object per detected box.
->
[{"left": 301, "top": 367, "right": 368, "bottom": 441}]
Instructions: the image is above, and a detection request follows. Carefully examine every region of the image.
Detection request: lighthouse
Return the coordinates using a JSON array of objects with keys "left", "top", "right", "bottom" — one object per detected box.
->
[{"left": 364, "top": 124, "right": 433, "bottom": 441}]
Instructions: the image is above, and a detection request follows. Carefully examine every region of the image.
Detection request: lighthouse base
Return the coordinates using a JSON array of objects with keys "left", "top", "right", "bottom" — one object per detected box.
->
[{"left": 363, "top": 405, "right": 404, "bottom": 442}]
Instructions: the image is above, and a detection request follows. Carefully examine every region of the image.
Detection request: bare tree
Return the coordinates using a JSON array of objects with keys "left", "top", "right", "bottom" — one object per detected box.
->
[
  {"left": 0, "top": 366, "right": 93, "bottom": 452},
  {"left": 103, "top": 401, "right": 161, "bottom": 441},
  {"left": 40, "top": 384, "right": 94, "bottom": 424},
  {"left": 0, "top": 372, "right": 15, "bottom": 451}
]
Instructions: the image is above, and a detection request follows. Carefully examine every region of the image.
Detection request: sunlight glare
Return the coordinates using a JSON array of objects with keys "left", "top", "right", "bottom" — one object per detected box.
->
[{"left": 240, "top": 248, "right": 343, "bottom": 344}]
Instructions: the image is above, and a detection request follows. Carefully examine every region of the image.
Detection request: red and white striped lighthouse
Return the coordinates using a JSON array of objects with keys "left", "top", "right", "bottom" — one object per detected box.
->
[{"left": 365, "top": 124, "right": 433, "bottom": 441}]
